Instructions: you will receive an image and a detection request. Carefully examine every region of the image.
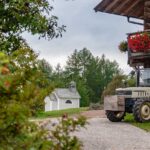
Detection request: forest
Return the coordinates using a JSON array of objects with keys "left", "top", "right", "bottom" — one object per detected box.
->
[{"left": 39, "top": 48, "right": 122, "bottom": 107}]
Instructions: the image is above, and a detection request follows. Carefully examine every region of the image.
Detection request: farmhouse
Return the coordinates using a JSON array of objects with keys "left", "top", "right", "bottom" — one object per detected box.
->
[{"left": 44, "top": 81, "right": 80, "bottom": 111}]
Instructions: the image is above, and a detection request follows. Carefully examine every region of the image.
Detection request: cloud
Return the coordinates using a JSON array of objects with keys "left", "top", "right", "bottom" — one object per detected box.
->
[{"left": 23, "top": 0, "right": 143, "bottom": 73}]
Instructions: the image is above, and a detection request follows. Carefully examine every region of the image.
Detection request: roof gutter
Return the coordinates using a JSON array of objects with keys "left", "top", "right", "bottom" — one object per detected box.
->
[{"left": 127, "top": 17, "right": 144, "bottom": 26}]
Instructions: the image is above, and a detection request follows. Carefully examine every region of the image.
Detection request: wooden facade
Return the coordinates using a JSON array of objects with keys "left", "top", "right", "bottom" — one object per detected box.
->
[{"left": 94, "top": 0, "right": 150, "bottom": 30}]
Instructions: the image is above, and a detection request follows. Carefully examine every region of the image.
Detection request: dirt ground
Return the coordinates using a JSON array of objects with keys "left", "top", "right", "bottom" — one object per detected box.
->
[{"left": 80, "top": 110, "right": 106, "bottom": 118}]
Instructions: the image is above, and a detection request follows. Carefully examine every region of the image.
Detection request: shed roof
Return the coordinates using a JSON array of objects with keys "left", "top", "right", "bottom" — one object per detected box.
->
[
  {"left": 94, "top": 0, "right": 145, "bottom": 19},
  {"left": 54, "top": 88, "right": 80, "bottom": 99}
]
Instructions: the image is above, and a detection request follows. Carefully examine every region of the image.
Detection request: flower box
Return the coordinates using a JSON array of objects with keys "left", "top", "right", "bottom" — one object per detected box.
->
[{"left": 128, "top": 32, "right": 150, "bottom": 53}]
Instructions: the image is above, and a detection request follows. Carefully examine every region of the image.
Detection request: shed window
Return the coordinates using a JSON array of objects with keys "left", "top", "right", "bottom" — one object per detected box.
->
[{"left": 65, "top": 100, "right": 72, "bottom": 104}]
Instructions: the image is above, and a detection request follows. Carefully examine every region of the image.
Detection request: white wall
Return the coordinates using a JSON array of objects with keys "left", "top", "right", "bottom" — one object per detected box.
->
[
  {"left": 44, "top": 96, "right": 58, "bottom": 111},
  {"left": 45, "top": 94, "right": 80, "bottom": 111},
  {"left": 44, "top": 96, "right": 51, "bottom": 112},
  {"left": 51, "top": 100, "right": 58, "bottom": 110},
  {"left": 58, "top": 98, "right": 80, "bottom": 110}
]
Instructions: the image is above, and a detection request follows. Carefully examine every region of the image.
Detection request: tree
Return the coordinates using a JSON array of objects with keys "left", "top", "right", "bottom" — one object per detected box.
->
[
  {"left": 66, "top": 49, "right": 82, "bottom": 81},
  {"left": 0, "top": 48, "right": 86, "bottom": 149},
  {"left": 65, "top": 49, "right": 121, "bottom": 104},
  {"left": 85, "top": 55, "right": 121, "bottom": 103},
  {"left": 127, "top": 70, "right": 136, "bottom": 87},
  {"left": 101, "top": 75, "right": 125, "bottom": 101},
  {"left": 51, "top": 63, "right": 67, "bottom": 87},
  {"left": 0, "top": 49, "right": 50, "bottom": 148},
  {"left": 66, "top": 48, "right": 93, "bottom": 80},
  {"left": 38, "top": 58, "right": 53, "bottom": 82},
  {"left": 0, "top": 0, "right": 65, "bottom": 54},
  {"left": 0, "top": 1, "right": 87, "bottom": 149},
  {"left": 77, "top": 79, "right": 90, "bottom": 107},
  {"left": 65, "top": 48, "right": 94, "bottom": 106}
]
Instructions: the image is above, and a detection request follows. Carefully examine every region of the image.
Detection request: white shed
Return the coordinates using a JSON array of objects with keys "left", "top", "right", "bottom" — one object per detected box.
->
[{"left": 44, "top": 81, "right": 80, "bottom": 111}]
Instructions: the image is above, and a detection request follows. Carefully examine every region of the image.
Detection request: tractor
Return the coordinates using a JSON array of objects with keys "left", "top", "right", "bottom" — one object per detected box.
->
[{"left": 95, "top": 0, "right": 150, "bottom": 122}]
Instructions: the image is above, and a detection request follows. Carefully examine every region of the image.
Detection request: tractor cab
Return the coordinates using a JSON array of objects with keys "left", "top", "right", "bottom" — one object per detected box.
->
[{"left": 139, "top": 68, "right": 150, "bottom": 87}]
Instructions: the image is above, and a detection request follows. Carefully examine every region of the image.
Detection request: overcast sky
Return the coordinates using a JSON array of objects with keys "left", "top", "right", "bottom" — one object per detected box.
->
[{"left": 23, "top": 0, "right": 143, "bottom": 74}]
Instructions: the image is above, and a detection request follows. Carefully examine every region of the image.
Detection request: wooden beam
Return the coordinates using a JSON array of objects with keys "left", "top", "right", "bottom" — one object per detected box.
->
[
  {"left": 104, "top": 0, "right": 121, "bottom": 12},
  {"left": 121, "top": 0, "right": 142, "bottom": 16},
  {"left": 145, "top": 1, "right": 150, "bottom": 7},
  {"left": 94, "top": 0, "right": 112, "bottom": 12},
  {"left": 113, "top": 0, "right": 132, "bottom": 13},
  {"left": 144, "top": 5, "right": 150, "bottom": 13},
  {"left": 144, "top": 0, "right": 150, "bottom": 29},
  {"left": 128, "top": 1, "right": 144, "bottom": 19},
  {"left": 134, "top": 4, "right": 144, "bottom": 19},
  {"left": 144, "top": 12, "right": 150, "bottom": 18}
]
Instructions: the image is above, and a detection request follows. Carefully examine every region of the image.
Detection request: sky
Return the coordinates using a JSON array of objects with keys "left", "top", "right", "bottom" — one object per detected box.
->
[{"left": 23, "top": 0, "right": 143, "bottom": 74}]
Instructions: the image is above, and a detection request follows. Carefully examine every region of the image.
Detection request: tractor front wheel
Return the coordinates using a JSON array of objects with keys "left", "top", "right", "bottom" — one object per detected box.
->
[
  {"left": 106, "top": 111, "right": 125, "bottom": 122},
  {"left": 133, "top": 99, "right": 150, "bottom": 122}
]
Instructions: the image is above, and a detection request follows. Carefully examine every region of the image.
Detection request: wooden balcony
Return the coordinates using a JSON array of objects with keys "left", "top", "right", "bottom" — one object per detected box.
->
[{"left": 127, "top": 31, "right": 150, "bottom": 67}]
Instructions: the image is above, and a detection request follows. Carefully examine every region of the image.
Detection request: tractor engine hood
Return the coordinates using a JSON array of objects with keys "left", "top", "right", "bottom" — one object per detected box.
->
[{"left": 116, "top": 87, "right": 150, "bottom": 96}]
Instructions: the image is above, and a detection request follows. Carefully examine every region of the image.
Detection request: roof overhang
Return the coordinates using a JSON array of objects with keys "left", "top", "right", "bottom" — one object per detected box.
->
[{"left": 94, "top": 0, "right": 144, "bottom": 20}]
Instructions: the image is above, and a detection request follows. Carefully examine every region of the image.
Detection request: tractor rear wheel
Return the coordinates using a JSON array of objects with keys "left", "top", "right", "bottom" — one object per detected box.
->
[
  {"left": 106, "top": 111, "right": 125, "bottom": 122},
  {"left": 133, "top": 99, "right": 150, "bottom": 122}
]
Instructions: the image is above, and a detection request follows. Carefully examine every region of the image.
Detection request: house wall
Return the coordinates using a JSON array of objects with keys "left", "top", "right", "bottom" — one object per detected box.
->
[
  {"left": 44, "top": 96, "right": 51, "bottom": 112},
  {"left": 44, "top": 95, "right": 58, "bottom": 112},
  {"left": 58, "top": 98, "right": 80, "bottom": 110},
  {"left": 51, "top": 100, "right": 58, "bottom": 111}
]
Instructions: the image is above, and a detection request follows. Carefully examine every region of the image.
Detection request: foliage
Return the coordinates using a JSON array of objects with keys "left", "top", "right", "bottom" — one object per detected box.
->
[
  {"left": 124, "top": 114, "right": 150, "bottom": 132},
  {"left": 46, "top": 116, "right": 87, "bottom": 150},
  {"left": 118, "top": 41, "right": 128, "bottom": 52},
  {"left": 0, "top": 49, "right": 87, "bottom": 149},
  {"left": 0, "top": 0, "right": 65, "bottom": 54},
  {"left": 127, "top": 71, "right": 136, "bottom": 87},
  {"left": 34, "top": 108, "right": 88, "bottom": 119},
  {"left": 65, "top": 48, "right": 121, "bottom": 104},
  {"left": 102, "top": 72, "right": 136, "bottom": 100},
  {"left": 77, "top": 79, "right": 90, "bottom": 107},
  {"left": 38, "top": 58, "right": 55, "bottom": 89},
  {"left": 37, "top": 48, "right": 121, "bottom": 106},
  {"left": 52, "top": 63, "right": 66, "bottom": 87},
  {"left": 0, "top": 102, "right": 50, "bottom": 150},
  {"left": 38, "top": 59, "right": 53, "bottom": 80},
  {"left": 0, "top": 51, "right": 49, "bottom": 149},
  {"left": 102, "top": 75, "right": 125, "bottom": 101},
  {"left": 86, "top": 55, "right": 121, "bottom": 103}
]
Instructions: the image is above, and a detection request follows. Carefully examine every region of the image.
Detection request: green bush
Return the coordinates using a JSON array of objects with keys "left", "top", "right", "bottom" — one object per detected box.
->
[
  {"left": 0, "top": 50, "right": 86, "bottom": 149},
  {"left": 101, "top": 75, "right": 125, "bottom": 101}
]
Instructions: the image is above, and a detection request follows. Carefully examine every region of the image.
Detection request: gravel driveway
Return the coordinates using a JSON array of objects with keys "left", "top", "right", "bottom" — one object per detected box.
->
[{"left": 75, "top": 118, "right": 150, "bottom": 150}]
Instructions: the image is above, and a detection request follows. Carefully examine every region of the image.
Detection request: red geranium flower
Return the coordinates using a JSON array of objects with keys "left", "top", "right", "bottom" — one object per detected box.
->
[{"left": 128, "top": 33, "right": 150, "bottom": 52}]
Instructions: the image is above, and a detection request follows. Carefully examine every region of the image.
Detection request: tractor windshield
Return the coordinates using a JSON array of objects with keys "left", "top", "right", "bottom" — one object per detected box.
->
[{"left": 139, "top": 69, "right": 150, "bottom": 87}]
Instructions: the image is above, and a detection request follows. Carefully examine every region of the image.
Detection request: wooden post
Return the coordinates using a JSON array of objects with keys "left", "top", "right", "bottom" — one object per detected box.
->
[
  {"left": 144, "top": 0, "right": 150, "bottom": 30},
  {"left": 144, "top": 1, "right": 150, "bottom": 68}
]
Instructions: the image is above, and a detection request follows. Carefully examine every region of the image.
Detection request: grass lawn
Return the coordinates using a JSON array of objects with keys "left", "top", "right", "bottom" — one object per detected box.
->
[
  {"left": 34, "top": 107, "right": 88, "bottom": 119},
  {"left": 124, "top": 114, "right": 150, "bottom": 132}
]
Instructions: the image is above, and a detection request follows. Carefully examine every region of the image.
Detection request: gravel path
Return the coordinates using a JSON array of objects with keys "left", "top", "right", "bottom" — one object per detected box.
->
[{"left": 75, "top": 118, "right": 150, "bottom": 150}]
